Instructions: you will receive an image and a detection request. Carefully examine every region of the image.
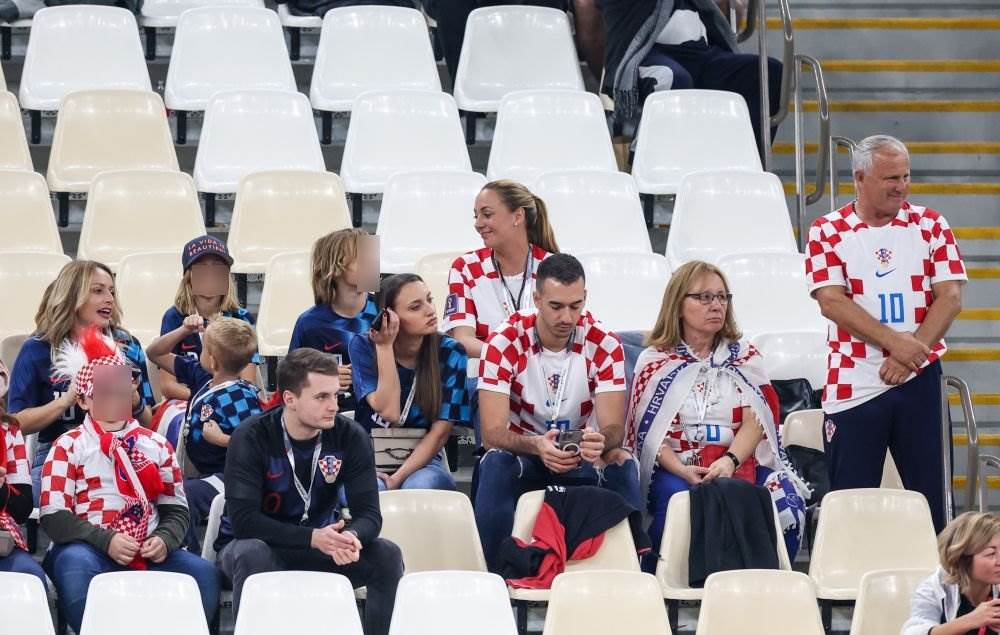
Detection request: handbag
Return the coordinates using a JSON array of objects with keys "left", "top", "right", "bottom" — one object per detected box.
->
[
  {"left": 696, "top": 444, "right": 757, "bottom": 484},
  {"left": 370, "top": 428, "right": 427, "bottom": 475}
]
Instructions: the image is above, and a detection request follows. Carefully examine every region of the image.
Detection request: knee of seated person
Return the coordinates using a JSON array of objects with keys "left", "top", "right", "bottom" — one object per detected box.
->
[
  {"left": 479, "top": 448, "right": 519, "bottom": 473},
  {"left": 230, "top": 539, "right": 276, "bottom": 569},
  {"left": 603, "top": 447, "right": 634, "bottom": 465},
  {"left": 365, "top": 538, "right": 403, "bottom": 574}
]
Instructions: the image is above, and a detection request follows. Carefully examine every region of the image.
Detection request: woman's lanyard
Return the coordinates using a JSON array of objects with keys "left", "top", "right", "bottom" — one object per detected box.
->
[
  {"left": 492, "top": 249, "right": 533, "bottom": 316},
  {"left": 281, "top": 415, "right": 322, "bottom": 524},
  {"left": 533, "top": 333, "right": 575, "bottom": 426}
]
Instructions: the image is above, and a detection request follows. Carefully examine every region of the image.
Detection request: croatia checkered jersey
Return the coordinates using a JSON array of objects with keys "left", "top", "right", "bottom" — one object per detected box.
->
[
  {"left": 442, "top": 245, "right": 552, "bottom": 340},
  {"left": 478, "top": 310, "right": 626, "bottom": 435},
  {"left": 805, "top": 201, "right": 967, "bottom": 413},
  {"left": 2, "top": 420, "right": 30, "bottom": 489},
  {"left": 39, "top": 417, "right": 186, "bottom": 532}
]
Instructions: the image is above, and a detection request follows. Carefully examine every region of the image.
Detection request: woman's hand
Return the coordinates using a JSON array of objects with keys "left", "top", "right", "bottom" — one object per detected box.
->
[
  {"left": 676, "top": 464, "right": 711, "bottom": 486},
  {"left": 377, "top": 472, "right": 401, "bottom": 490},
  {"left": 703, "top": 455, "right": 737, "bottom": 482},
  {"left": 958, "top": 598, "right": 1000, "bottom": 631},
  {"left": 370, "top": 310, "right": 399, "bottom": 348}
]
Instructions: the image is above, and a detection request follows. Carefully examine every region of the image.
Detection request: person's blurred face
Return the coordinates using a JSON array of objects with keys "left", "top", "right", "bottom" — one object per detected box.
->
[
  {"left": 680, "top": 273, "right": 728, "bottom": 343},
  {"left": 284, "top": 372, "right": 340, "bottom": 431},
  {"left": 970, "top": 533, "right": 1000, "bottom": 587},
  {"left": 77, "top": 268, "right": 116, "bottom": 330},
  {"left": 82, "top": 365, "right": 133, "bottom": 424},
  {"left": 189, "top": 255, "right": 231, "bottom": 298},
  {"left": 855, "top": 150, "right": 910, "bottom": 221},
  {"left": 473, "top": 188, "right": 524, "bottom": 251},
  {"left": 393, "top": 281, "right": 438, "bottom": 336},
  {"left": 532, "top": 277, "right": 586, "bottom": 343}
]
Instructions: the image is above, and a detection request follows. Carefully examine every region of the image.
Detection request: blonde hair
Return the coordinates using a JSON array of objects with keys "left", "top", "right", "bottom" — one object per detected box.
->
[
  {"left": 482, "top": 180, "right": 560, "bottom": 254},
  {"left": 34, "top": 260, "right": 124, "bottom": 347},
  {"left": 311, "top": 228, "right": 368, "bottom": 306},
  {"left": 204, "top": 317, "right": 258, "bottom": 374},
  {"left": 173, "top": 267, "right": 241, "bottom": 317},
  {"left": 646, "top": 260, "right": 742, "bottom": 350},
  {"left": 939, "top": 512, "right": 1000, "bottom": 593}
]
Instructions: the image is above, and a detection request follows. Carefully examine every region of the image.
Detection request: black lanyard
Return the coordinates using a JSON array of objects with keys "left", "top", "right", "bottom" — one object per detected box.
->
[{"left": 492, "top": 249, "right": 532, "bottom": 313}]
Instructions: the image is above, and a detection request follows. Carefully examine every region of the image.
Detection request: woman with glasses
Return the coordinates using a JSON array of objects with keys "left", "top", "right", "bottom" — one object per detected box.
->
[{"left": 623, "top": 260, "right": 807, "bottom": 569}]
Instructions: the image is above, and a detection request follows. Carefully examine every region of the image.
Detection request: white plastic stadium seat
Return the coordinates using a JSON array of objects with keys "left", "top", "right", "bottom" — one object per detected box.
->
[
  {"left": 201, "top": 492, "right": 227, "bottom": 562},
  {"left": 0, "top": 572, "right": 55, "bottom": 635},
  {"left": 341, "top": 90, "right": 471, "bottom": 195},
  {"left": 256, "top": 251, "right": 313, "bottom": 356},
  {"left": 809, "top": 489, "right": 938, "bottom": 601},
  {"left": 487, "top": 90, "right": 617, "bottom": 183},
  {"left": 116, "top": 252, "right": 184, "bottom": 347},
  {"left": 0, "top": 171, "right": 61, "bottom": 254},
  {"left": 165, "top": 7, "right": 296, "bottom": 113},
  {"left": 140, "top": 0, "right": 264, "bottom": 29},
  {"left": 19, "top": 6, "right": 151, "bottom": 111},
  {"left": 544, "top": 571, "right": 671, "bottom": 635},
  {"left": 47, "top": 90, "right": 179, "bottom": 194},
  {"left": 194, "top": 91, "right": 325, "bottom": 195},
  {"left": 632, "top": 90, "right": 761, "bottom": 196},
  {"left": 310, "top": 6, "right": 440, "bottom": 113},
  {"left": 849, "top": 569, "right": 934, "bottom": 635},
  {"left": 751, "top": 331, "right": 828, "bottom": 389},
  {"left": 453, "top": 6, "right": 583, "bottom": 113},
  {"left": 577, "top": 252, "right": 671, "bottom": 333},
  {"left": 229, "top": 170, "right": 352, "bottom": 274},
  {"left": 0, "top": 92, "right": 31, "bottom": 170},
  {"left": 78, "top": 170, "right": 206, "bottom": 271},
  {"left": 781, "top": 409, "right": 824, "bottom": 452},
  {"left": 696, "top": 570, "right": 824, "bottom": 635},
  {"left": 0, "top": 252, "right": 71, "bottom": 342},
  {"left": 533, "top": 170, "right": 650, "bottom": 255},
  {"left": 389, "top": 571, "right": 516, "bottom": 635},
  {"left": 80, "top": 571, "right": 210, "bottom": 635},
  {"left": 1, "top": 334, "right": 31, "bottom": 376},
  {"left": 276, "top": 2, "right": 321, "bottom": 28},
  {"left": 235, "top": 572, "right": 362, "bottom": 635},
  {"left": 377, "top": 171, "right": 484, "bottom": 273},
  {"left": 416, "top": 252, "right": 465, "bottom": 327},
  {"left": 379, "top": 490, "right": 488, "bottom": 572},
  {"left": 666, "top": 170, "right": 797, "bottom": 270}
]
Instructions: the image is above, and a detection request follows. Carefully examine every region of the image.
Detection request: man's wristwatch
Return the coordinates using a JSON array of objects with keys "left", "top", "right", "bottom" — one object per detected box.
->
[{"left": 724, "top": 451, "right": 741, "bottom": 469}]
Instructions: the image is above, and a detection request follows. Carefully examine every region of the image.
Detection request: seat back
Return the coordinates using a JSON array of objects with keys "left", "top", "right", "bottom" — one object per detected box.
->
[
  {"left": 165, "top": 7, "right": 296, "bottom": 111},
  {"left": 577, "top": 252, "right": 671, "bottom": 333},
  {"left": 0, "top": 170, "right": 61, "bottom": 254},
  {"left": 1, "top": 334, "right": 30, "bottom": 373},
  {"left": 201, "top": 492, "right": 227, "bottom": 563},
  {"left": 781, "top": 409, "right": 824, "bottom": 452},
  {"left": 0, "top": 92, "right": 31, "bottom": 170},
  {"left": 454, "top": 6, "right": 583, "bottom": 112},
  {"left": 849, "top": 568, "right": 934, "bottom": 635},
  {"left": 341, "top": 90, "right": 471, "bottom": 194},
  {"left": 229, "top": 170, "right": 352, "bottom": 274},
  {"left": 543, "top": 571, "right": 671, "bottom": 635},
  {"left": 256, "top": 251, "right": 314, "bottom": 356},
  {"left": 488, "top": 90, "right": 617, "bottom": 183},
  {"left": 718, "top": 252, "right": 827, "bottom": 336},
  {"left": 310, "top": 6, "right": 440, "bottom": 111},
  {"left": 696, "top": 570, "right": 824, "bottom": 634},
  {"left": 751, "top": 331, "right": 827, "bottom": 389},
  {"left": 141, "top": 0, "right": 264, "bottom": 25},
  {"left": 379, "top": 490, "right": 487, "bottom": 572},
  {"left": 416, "top": 252, "right": 465, "bottom": 323},
  {"left": 632, "top": 90, "right": 761, "bottom": 195},
  {"left": 0, "top": 252, "right": 71, "bottom": 342},
  {"left": 377, "top": 170, "right": 484, "bottom": 273},
  {"left": 388, "top": 571, "right": 517, "bottom": 635},
  {"left": 19, "top": 6, "right": 150, "bottom": 111},
  {"left": 80, "top": 571, "right": 210, "bottom": 635},
  {"left": 116, "top": 252, "right": 184, "bottom": 347},
  {"left": 47, "top": 90, "right": 179, "bottom": 193},
  {"left": 234, "top": 572, "right": 363, "bottom": 635},
  {"left": 0, "top": 572, "right": 56, "bottom": 635}
]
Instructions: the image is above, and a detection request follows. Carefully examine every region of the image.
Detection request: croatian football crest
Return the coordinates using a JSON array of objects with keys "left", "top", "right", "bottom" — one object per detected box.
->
[
  {"left": 874, "top": 247, "right": 895, "bottom": 277},
  {"left": 200, "top": 404, "right": 214, "bottom": 421},
  {"left": 318, "top": 455, "right": 342, "bottom": 483},
  {"left": 824, "top": 418, "right": 836, "bottom": 443}
]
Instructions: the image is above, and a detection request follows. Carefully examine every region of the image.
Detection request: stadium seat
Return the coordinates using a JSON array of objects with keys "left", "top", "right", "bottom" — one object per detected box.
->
[
  {"left": 415, "top": 251, "right": 465, "bottom": 325},
  {"left": 115, "top": 252, "right": 184, "bottom": 347},
  {"left": 165, "top": 8, "right": 296, "bottom": 114},
  {"left": 577, "top": 252, "right": 671, "bottom": 333},
  {"left": 0, "top": 333, "right": 29, "bottom": 375},
  {"left": 77, "top": 170, "right": 206, "bottom": 271},
  {"left": 0, "top": 572, "right": 55, "bottom": 635},
  {"left": 235, "top": 572, "right": 362, "bottom": 635},
  {"left": 19, "top": 6, "right": 151, "bottom": 112},
  {"left": 47, "top": 90, "right": 179, "bottom": 195},
  {"left": 389, "top": 571, "right": 517, "bottom": 635},
  {"left": 533, "top": 170, "right": 651, "bottom": 255},
  {"left": 201, "top": 492, "right": 226, "bottom": 562},
  {"left": 194, "top": 91, "right": 325, "bottom": 196},
  {"left": 341, "top": 90, "right": 471, "bottom": 196},
  {"left": 140, "top": 0, "right": 264, "bottom": 28},
  {"left": 0, "top": 171, "right": 61, "bottom": 254},
  {"left": 310, "top": 6, "right": 440, "bottom": 114},
  {"left": 379, "top": 489, "right": 488, "bottom": 572},
  {"left": 0, "top": 252, "right": 71, "bottom": 342},
  {"left": 487, "top": 90, "right": 617, "bottom": 183},
  {"left": 229, "top": 170, "right": 352, "bottom": 274},
  {"left": 453, "top": 6, "right": 584, "bottom": 113},
  {"left": 631, "top": 90, "right": 761, "bottom": 196},
  {"left": 750, "top": 331, "right": 827, "bottom": 390},
  {"left": 848, "top": 569, "right": 934, "bottom": 635},
  {"left": 544, "top": 571, "right": 671, "bottom": 635},
  {"left": 782, "top": 409, "right": 823, "bottom": 452},
  {"left": 256, "top": 251, "right": 313, "bottom": 357},
  {"left": 666, "top": 170, "right": 797, "bottom": 270},
  {"left": 377, "top": 170, "right": 484, "bottom": 274},
  {"left": 809, "top": 489, "right": 938, "bottom": 601},
  {"left": 695, "top": 570, "right": 824, "bottom": 635},
  {"left": 80, "top": 571, "right": 210, "bottom": 635},
  {"left": 0, "top": 92, "right": 30, "bottom": 170}
]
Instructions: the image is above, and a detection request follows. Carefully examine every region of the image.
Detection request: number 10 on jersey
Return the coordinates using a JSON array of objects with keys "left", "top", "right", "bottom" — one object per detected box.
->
[{"left": 878, "top": 292, "right": 905, "bottom": 324}]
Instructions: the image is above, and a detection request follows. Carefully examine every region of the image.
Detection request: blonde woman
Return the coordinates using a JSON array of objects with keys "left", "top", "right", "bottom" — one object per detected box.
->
[
  {"left": 904, "top": 512, "right": 1000, "bottom": 635},
  {"left": 8, "top": 260, "right": 154, "bottom": 501}
]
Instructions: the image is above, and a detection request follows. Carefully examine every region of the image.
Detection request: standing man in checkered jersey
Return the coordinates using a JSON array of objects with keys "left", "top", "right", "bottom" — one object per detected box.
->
[{"left": 806, "top": 135, "right": 966, "bottom": 531}]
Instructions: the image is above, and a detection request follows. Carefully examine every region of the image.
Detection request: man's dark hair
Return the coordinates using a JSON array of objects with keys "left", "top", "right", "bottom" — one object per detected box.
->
[
  {"left": 536, "top": 253, "right": 586, "bottom": 288},
  {"left": 277, "top": 348, "right": 340, "bottom": 396}
]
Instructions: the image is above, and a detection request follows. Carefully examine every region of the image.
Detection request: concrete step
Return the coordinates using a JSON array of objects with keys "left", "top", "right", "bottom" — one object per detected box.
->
[
  {"left": 780, "top": 0, "right": 1000, "bottom": 18},
  {"left": 773, "top": 141, "right": 1000, "bottom": 176},
  {"left": 814, "top": 59, "right": 1000, "bottom": 92},
  {"left": 942, "top": 346, "right": 1000, "bottom": 394}
]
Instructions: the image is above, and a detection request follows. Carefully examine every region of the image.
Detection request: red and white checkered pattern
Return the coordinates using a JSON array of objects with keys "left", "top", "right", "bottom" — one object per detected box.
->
[
  {"left": 39, "top": 417, "right": 186, "bottom": 534},
  {"left": 441, "top": 245, "right": 552, "bottom": 340},
  {"left": 478, "top": 310, "right": 626, "bottom": 435},
  {"left": 0, "top": 421, "right": 30, "bottom": 550},
  {"left": 805, "top": 201, "right": 967, "bottom": 413}
]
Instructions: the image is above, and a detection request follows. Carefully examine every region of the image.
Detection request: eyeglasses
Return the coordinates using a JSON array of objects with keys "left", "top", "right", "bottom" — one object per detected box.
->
[{"left": 685, "top": 292, "right": 733, "bottom": 305}]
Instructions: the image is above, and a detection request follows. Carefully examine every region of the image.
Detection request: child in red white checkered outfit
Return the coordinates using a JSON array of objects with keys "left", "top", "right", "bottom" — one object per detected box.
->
[{"left": 38, "top": 327, "right": 219, "bottom": 634}]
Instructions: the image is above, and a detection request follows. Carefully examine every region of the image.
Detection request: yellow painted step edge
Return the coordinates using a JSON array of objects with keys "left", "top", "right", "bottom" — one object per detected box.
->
[
  {"left": 766, "top": 17, "right": 1000, "bottom": 30},
  {"left": 799, "top": 100, "right": 1000, "bottom": 113},
  {"left": 968, "top": 267, "right": 1000, "bottom": 279},
  {"left": 821, "top": 60, "right": 1000, "bottom": 73},
  {"left": 957, "top": 434, "right": 1000, "bottom": 447},
  {"left": 958, "top": 308, "right": 1000, "bottom": 321},
  {"left": 949, "top": 393, "right": 1000, "bottom": 406},
  {"left": 954, "top": 227, "right": 1000, "bottom": 240},
  {"left": 774, "top": 142, "right": 1000, "bottom": 155},
  {"left": 944, "top": 349, "right": 1000, "bottom": 362},
  {"left": 953, "top": 476, "right": 1000, "bottom": 489},
  {"left": 782, "top": 182, "right": 1000, "bottom": 196}
]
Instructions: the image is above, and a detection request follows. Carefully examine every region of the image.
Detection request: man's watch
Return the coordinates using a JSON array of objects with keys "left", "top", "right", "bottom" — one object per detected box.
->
[{"left": 724, "top": 451, "right": 741, "bottom": 469}]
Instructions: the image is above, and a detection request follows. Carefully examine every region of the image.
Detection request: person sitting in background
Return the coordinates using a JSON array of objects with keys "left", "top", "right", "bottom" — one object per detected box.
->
[
  {"left": 350, "top": 273, "right": 469, "bottom": 491},
  {"left": 290, "top": 228, "right": 380, "bottom": 412},
  {"left": 903, "top": 512, "right": 1000, "bottom": 635},
  {"left": 147, "top": 317, "right": 262, "bottom": 551},
  {"left": 625, "top": 260, "right": 808, "bottom": 568}
]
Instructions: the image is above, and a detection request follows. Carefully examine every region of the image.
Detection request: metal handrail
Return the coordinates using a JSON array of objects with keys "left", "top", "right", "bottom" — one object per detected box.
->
[
  {"left": 942, "top": 375, "right": 979, "bottom": 521},
  {"left": 792, "top": 54, "right": 830, "bottom": 249},
  {"left": 829, "top": 135, "right": 857, "bottom": 209},
  {"left": 978, "top": 454, "right": 1000, "bottom": 513}
]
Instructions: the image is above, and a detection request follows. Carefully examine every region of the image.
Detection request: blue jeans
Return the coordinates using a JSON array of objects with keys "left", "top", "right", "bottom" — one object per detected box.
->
[
  {"left": 0, "top": 547, "right": 47, "bottom": 588},
  {"left": 31, "top": 442, "right": 51, "bottom": 507},
  {"left": 183, "top": 474, "right": 224, "bottom": 552},
  {"left": 377, "top": 454, "right": 456, "bottom": 491},
  {"left": 473, "top": 449, "right": 642, "bottom": 571},
  {"left": 44, "top": 542, "right": 220, "bottom": 634},
  {"left": 465, "top": 376, "right": 481, "bottom": 447}
]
